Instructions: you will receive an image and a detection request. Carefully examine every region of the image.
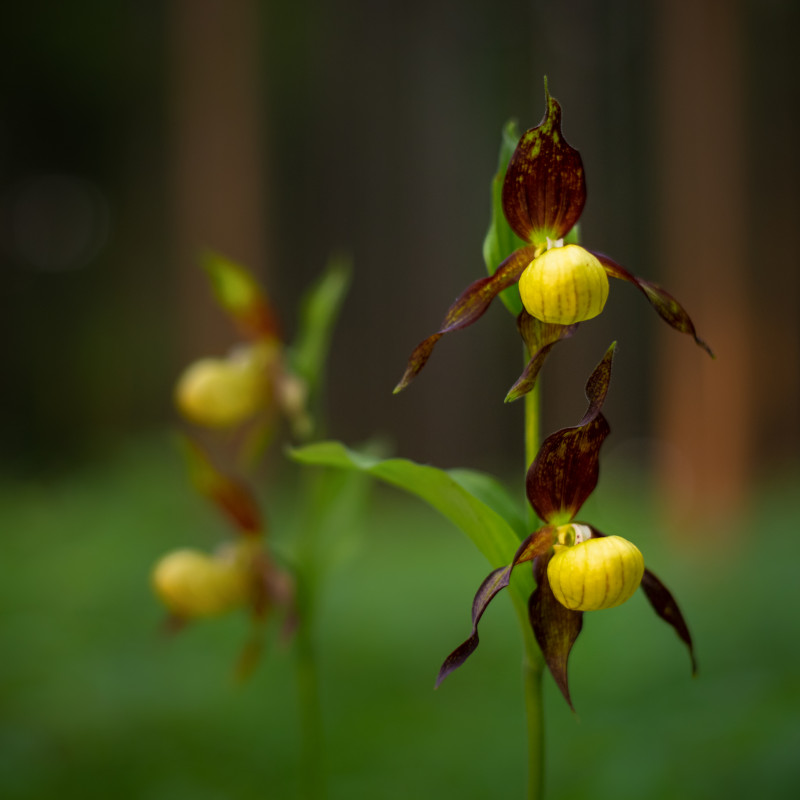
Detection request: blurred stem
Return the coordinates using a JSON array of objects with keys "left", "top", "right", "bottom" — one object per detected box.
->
[
  {"left": 521, "top": 351, "right": 545, "bottom": 800},
  {"left": 295, "top": 579, "right": 326, "bottom": 800},
  {"left": 293, "top": 469, "right": 330, "bottom": 800},
  {"left": 291, "top": 453, "right": 367, "bottom": 799}
]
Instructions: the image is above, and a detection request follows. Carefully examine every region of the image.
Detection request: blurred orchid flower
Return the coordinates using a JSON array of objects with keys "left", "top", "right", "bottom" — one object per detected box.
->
[
  {"left": 174, "top": 253, "right": 311, "bottom": 440},
  {"left": 152, "top": 438, "right": 296, "bottom": 679}
]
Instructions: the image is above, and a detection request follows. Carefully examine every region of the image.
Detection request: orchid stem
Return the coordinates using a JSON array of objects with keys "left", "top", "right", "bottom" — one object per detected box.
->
[
  {"left": 293, "top": 469, "right": 331, "bottom": 800},
  {"left": 524, "top": 378, "right": 540, "bottom": 476},
  {"left": 295, "top": 577, "right": 326, "bottom": 799},
  {"left": 521, "top": 353, "right": 545, "bottom": 800},
  {"left": 522, "top": 630, "right": 545, "bottom": 800}
]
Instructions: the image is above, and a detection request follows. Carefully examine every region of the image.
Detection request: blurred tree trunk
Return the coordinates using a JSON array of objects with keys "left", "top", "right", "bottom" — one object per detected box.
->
[
  {"left": 169, "top": 0, "right": 269, "bottom": 362},
  {"left": 653, "top": 0, "right": 752, "bottom": 528}
]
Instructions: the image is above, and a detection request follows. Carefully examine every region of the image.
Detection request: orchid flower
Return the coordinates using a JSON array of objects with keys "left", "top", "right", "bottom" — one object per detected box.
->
[
  {"left": 395, "top": 82, "right": 712, "bottom": 401},
  {"left": 436, "top": 345, "right": 695, "bottom": 708},
  {"left": 174, "top": 253, "right": 310, "bottom": 438},
  {"left": 152, "top": 438, "right": 295, "bottom": 678}
]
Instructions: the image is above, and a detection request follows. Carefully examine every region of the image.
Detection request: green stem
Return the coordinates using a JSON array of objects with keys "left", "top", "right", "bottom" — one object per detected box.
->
[
  {"left": 292, "top": 469, "right": 331, "bottom": 800},
  {"left": 521, "top": 616, "right": 545, "bottom": 800},
  {"left": 524, "top": 378, "right": 541, "bottom": 476},
  {"left": 291, "top": 462, "right": 368, "bottom": 799},
  {"left": 295, "top": 577, "right": 326, "bottom": 800},
  {"left": 521, "top": 352, "right": 545, "bottom": 800}
]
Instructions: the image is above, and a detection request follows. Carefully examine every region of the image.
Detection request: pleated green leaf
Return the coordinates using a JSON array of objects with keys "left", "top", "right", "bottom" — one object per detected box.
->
[{"left": 289, "top": 441, "right": 521, "bottom": 568}]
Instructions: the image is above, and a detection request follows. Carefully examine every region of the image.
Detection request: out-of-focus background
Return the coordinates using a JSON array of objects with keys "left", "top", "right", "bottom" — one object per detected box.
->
[{"left": 2, "top": 1, "right": 798, "bottom": 798}]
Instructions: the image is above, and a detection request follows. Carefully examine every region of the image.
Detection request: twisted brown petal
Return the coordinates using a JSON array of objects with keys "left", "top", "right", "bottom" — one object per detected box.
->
[
  {"left": 529, "top": 555, "right": 583, "bottom": 710},
  {"left": 435, "top": 526, "right": 555, "bottom": 687},
  {"left": 640, "top": 568, "right": 697, "bottom": 675},
  {"left": 394, "top": 245, "right": 538, "bottom": 393},
  {"left": 592, "top": 251, "right": 714, "bottom": 357},
  {"left": 525, "top": 343, "right": 615, "bottom": 522},
  {"left": 505, "top": 312, "right": 579, "bottom": 402}
]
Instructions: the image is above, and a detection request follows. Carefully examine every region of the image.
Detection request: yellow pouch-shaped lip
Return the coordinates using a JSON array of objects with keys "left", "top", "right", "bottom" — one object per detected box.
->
[
  {"left": 518, "top": 244, "right": 609, "bottom": 325},
  {"left": 547, "top": 534, "right": 644, "bottom": 611},
  {"left": 174, "top": 349, "right": 268, "bottom": 429},
  {"left": 152, "top": 547, "right": 249, "bottom": 618}
]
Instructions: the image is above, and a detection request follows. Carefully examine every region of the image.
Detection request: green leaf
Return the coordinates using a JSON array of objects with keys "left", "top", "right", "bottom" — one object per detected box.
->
[
  {"left": 289, "top": 255, "right": 352, "bottom": 399},
  {"left": 564, "top": 223, "right": 581, "bottom": 245},
  {"left": 447, "top": 468, "right": 527, "bottom": 538},
  {"left": 292, "top": 459, "right": 374, "bottom": 585},
  {"left": 288, "top": 441, "right": 522, "bottom": 568},
  {"left": 482, "top": 120, "right": 528, "bottom": 316}
]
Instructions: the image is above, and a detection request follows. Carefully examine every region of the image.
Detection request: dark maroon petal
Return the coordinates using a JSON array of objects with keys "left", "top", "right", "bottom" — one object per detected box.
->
[
  {"left": 529, "top": 555, "right": 583, "bottom": 710},
  {"left": 435, "top": 565, "right": 510, "bottom": 687},
  {"left": 526, "top": 418, "right": 609, "bottom": 524},
  {"left": 436, "top": 527, "right": 555, "bottom": 687},
  {"left": 180, "top": 436, "right": 262, "bottom": 534},
  {"left": 394, "top": 245, "right": 538, "bottom": 393},
  {"left": 578, "top": 340, "right": 615, "bottom": 427},
  {"left": 501, "top": 85, "right": 586, "bottom": 244},
  {"left": 592, "top": 251, "right": 714, "bottom": 358},
  {"left": 640, "top": 568, "right": 697, "bottom": 675},
  {"left": 505, "top": 312, "right": 579, "bottom": 402},
  {"left": 525, "top": 344, "right": 616, "bottom": 521}
]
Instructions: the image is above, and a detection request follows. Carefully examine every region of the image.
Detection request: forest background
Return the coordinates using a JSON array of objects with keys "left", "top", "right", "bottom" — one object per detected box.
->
[{"left": 1, "top": 2, "right": 798, "bottom": 799}]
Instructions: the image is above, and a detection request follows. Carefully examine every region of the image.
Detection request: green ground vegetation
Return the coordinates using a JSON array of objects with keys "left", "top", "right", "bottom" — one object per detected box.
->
[{"left": 1, "top": 436, "right": 797, "bottom": 799}]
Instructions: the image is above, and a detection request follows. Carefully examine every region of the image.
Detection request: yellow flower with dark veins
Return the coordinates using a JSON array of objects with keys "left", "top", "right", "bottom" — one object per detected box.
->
[
  {"left": 518, "top": 243, "right": 609, "bottom": 325},
  {"left": 394, "top": 82, "right": 713, "bottom": 402},
  {"left": 547, "top": 528, "right": 644, "bottom": 611},
  {"left": 436, "top": 345, "right": 696, "bottom": 709}
]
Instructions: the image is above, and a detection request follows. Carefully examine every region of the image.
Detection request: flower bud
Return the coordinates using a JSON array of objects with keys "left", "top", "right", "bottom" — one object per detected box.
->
[
  {"left": 518, "top": 244, "right": 609, "bottom": 325},
  {"left": 547, "top": 533, "right": 644, "bottom": 611},
  {"left": 151, "top": 547, "right": 250, "bottom": 618},
  {"left": 175, "top": 349, "right": 267, "bottom": 428}
]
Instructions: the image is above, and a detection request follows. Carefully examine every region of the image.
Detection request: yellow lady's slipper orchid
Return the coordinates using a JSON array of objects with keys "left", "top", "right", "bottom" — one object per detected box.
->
[
  {"left": 395, "top": 82, "right": 711, "bottom": 401},
  {"left": 437, "top": 346, "right": 695, "bottom": 709},
  {"left": 152, "top": 441, "right": 296, "bottom": 679},
  {"left": 152, "top": 545, "right": 250, "bottom": 619},
  {"left": 175, "top": 345, "right": 272, "bottom": 429}
]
